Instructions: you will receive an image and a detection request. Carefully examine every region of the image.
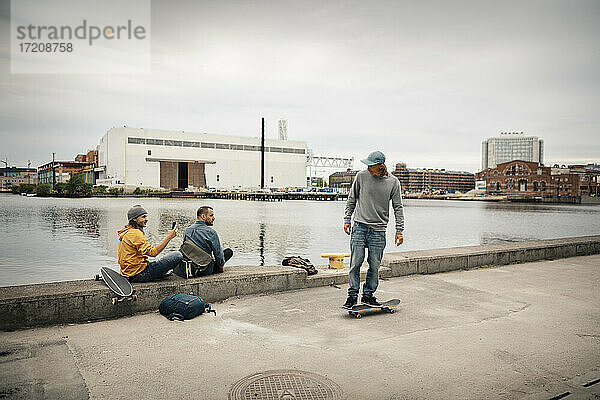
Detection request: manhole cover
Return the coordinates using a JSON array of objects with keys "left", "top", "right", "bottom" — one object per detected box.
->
[{"left": 229, "top": 370, "right": 344, "bottom": 400}]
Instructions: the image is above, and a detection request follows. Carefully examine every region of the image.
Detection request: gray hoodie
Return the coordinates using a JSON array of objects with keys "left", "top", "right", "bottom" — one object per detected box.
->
[{"left": 344, "top": 170, "right": 405, "bottom": 234}]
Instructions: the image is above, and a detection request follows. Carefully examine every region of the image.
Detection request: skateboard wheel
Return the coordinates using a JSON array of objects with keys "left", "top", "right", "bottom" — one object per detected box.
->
[
  {"left": 132, "top": 294, "right": 138, "bottom": 301},
  {"left": 111, "top": 298, "right": 118, "bottom": 305},
  {"left": 389, "top": 309, "right": 395, "bottom": 314},
  {"left": 94, "top": 274, "right": 100, "bottom": 281},
  {"left": 355, "top": 314, "right": 362, "bottom": 319}
]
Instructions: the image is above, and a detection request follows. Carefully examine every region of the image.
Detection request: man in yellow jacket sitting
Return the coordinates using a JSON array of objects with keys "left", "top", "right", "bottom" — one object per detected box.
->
[{"left": 118, "top": 205, "right": 182, "bottom": 282}]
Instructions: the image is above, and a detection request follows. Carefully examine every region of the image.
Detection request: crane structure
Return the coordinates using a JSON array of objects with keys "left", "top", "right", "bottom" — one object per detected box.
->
[
  {"left": 306, "top": 150, "right": 354, "bottom": 187},
  {"left": 278, "top": 119, "right": 288, "bottom": 141}
]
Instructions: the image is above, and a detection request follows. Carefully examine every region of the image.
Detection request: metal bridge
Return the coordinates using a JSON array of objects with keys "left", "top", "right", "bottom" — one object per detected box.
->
[
  {"left": 306, "top": 150, "right": 354, "bottom": 186},
  {"left": 306, "top": 150, "right": 353, "bottom": 168}
]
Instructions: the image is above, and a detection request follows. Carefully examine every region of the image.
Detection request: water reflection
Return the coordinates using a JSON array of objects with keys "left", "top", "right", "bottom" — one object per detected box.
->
[
  {"left": 480, "top": 233, "right": 537, "bottom": 244},
  {"left": 0, "top": 194, "right": 599, "bottom": 286},
  {"left": 481, "top": 201, "right": 600, "bottom": 214},
  {"left": 258, "top": 223, "right": 265, "bottom": 266},
  {"left": 41, "top": 206, "right": 103, "bottom": 239}
]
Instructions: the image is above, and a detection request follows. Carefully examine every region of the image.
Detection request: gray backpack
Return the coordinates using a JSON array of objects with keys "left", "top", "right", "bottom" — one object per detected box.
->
[{"left": 174, "top": 240, "right": 213, "bottom": 278}]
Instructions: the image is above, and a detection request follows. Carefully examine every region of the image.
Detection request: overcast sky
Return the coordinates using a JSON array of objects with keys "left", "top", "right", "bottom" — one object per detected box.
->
[{"left": 1, "top": 0, "right": 599, "bottom": 174}]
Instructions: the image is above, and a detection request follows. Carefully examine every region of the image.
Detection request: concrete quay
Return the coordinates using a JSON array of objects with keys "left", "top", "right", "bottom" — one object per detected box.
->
[
  {"left": 0, "top": 254, "right": 598, "bottom": 399},
  {"left": 1, "top": 235, "right": 600, "bottom": 331}
]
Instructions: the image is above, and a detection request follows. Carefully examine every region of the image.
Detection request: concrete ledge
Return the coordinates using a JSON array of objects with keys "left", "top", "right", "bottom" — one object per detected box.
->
[{"left": 1, "top": 235, "right": 599, "bottom": 331}]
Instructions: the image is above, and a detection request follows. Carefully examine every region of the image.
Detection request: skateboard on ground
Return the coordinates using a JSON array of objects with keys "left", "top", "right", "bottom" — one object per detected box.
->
[
  {"left": 94, "top": 266, "right": 138, "bottom": 305},
  {"left": 346, "top": 299, "right": 400, "bottom": 319}
]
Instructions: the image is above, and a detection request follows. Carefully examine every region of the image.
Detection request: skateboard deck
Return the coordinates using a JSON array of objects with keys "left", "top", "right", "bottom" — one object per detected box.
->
[
  {"left": 95, "top": 266, "right": 137, "bottom": 305},
  {"left": 347, "top": 299, "right": 400, "bottom": 319}
]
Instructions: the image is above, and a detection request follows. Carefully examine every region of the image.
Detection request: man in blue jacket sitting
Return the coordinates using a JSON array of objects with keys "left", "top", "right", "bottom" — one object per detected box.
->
[{"left": 183, "top": 206, "right": 233, "bottom": 275}]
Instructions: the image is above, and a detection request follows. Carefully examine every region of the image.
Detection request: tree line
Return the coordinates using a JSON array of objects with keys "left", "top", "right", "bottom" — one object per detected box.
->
[{"left": 10, "top": 174, "right": 152, "bottom": 197}]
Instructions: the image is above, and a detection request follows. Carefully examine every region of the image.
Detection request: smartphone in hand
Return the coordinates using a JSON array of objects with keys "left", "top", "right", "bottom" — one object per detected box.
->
[{"left": 171, "top": 221, "right": 176, "bottom": 230}]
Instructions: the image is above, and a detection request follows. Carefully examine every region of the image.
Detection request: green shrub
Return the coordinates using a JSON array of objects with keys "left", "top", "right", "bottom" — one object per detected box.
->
[
  {"left": 14, "top": 184, "right": 36, "bottom": 194},
  {"left": 53, "top": 182, "right": 67, "bottom": 194},
  {"left": 36, "top": 184, "right": 51, "bottom": 196},
  {"left": 80, "top": 183, "right": 93, "bottom": 196},
  {"left": 108, "top": 187, "right": 121, "bottom": 196},
  {"left": 94, "top": 185, "right": 108, "bottom": 194},
  {"left": 65, "top": 174, "right": 92, "bottom": 197}
]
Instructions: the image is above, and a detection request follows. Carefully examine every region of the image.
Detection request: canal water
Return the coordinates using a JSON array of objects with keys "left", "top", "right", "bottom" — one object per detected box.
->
[{"left": 1, "top": 193, "right": 599, "bottom": 286}]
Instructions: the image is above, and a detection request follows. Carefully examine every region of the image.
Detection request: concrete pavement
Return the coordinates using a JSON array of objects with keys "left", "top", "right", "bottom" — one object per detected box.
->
[
  {"left": 3, "top": 235, "right": 599, "bottom": 330},
  {"left": 1, "top": 255, "right": 599, "bottom": 399}
]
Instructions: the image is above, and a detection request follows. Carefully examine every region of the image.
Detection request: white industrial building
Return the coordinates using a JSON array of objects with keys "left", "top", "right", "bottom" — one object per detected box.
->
[{"left": 96, "top": 127, "right": 307, "bottom": 190}]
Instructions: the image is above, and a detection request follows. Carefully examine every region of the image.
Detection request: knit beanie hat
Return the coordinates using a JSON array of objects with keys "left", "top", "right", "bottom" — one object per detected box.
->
[{"left": 127, "top": 205, "right": 147, "bottom": 221}]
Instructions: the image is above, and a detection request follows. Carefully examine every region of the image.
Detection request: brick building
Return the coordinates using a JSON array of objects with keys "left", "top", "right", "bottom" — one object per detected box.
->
[
  {"left": 475, "top": 160, "right": 600, "bottom": 197},
  {"left": 549, "top": 164, "right": 599, "bottom": 197},
  {"left": 329, "top": 169, "right": 358, "bottom": 189},
  {"left": 75, "top": 149, "right": 98, "bottom": 165},
  {"left": 476, "top": 160, "right": 551, "bottom": 195},
  {"left": 392, "top": 163, "right": 475, "bottom": 193}
]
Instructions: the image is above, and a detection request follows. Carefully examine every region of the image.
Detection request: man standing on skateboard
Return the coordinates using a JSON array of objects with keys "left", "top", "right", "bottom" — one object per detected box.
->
[{"left": 342, "top": 151, "right": 404, "bottom": 309}]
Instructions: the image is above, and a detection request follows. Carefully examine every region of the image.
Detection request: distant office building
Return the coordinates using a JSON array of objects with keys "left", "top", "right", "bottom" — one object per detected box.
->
[
  {"left": 38, "top": 161, "right": 94, "bottom": 186},
  {"left": 74, "top": 164, "right": 97, "bottom": 185},
  {"left": 392, "top": 163, "right": 475, "bottom": 193},
  {"left": 582, "top": 163, "right": 600, "bottom": 172},
  {"left": 0, "top": 167, "right": 37, "bottom": 190},
  {"left": 96, "top": 127, "right": 307, "bottom": 190},
  {"left": 481, "top": 132, "right": 543, "bottom": 170},
  {"left": 329, "top": 169, "right": 358, "bottom": 188}
]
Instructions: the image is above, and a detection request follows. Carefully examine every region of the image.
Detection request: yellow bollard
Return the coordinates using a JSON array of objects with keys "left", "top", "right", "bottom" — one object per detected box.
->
[{"left": 321, "top": 253, "right": 351, "bottom": 269}]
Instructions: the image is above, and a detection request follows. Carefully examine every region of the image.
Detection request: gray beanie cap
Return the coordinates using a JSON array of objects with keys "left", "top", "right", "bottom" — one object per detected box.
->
[{"left": 127, "top": 205, "right": 147, "bottom": 221}]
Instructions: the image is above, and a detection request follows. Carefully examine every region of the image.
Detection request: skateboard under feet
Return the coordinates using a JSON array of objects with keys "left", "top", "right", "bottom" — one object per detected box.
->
[{"left": 346, "top": 299, "right": 400, "bottom": 319}]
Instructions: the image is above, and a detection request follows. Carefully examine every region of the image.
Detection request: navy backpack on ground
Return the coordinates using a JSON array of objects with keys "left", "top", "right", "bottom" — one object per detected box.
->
[{"left": 159, "top": 293, "right": 216, "bottom": 321}]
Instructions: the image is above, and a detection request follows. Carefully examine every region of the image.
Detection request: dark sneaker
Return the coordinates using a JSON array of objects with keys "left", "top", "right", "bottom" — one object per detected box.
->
[
  {"left": 342, "top": 296, "right": 358, "bottom": 309},
  {"left": 361, "top": 295, "right": 381, "bottom": 307}
]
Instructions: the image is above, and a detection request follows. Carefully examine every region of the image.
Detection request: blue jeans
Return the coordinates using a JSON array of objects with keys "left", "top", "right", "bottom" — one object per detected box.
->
[
  {"left": 196, "top": 248, "right": 234, "bottom": 276},
  {"left": 133, "top": 251, "right": 183, "bottom": 283},
  {"left": 348, "top": 222, "right": 386, "bottom": 298}
]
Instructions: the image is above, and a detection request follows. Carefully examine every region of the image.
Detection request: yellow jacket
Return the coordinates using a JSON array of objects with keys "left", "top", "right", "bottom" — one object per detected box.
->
[{"left": 117, "top": 227, "right": 159, "bottom": 277}]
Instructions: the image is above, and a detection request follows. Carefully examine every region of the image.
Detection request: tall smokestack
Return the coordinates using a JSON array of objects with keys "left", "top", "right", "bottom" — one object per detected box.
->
[{"left": 261, "top": 118, "right": 265, "bottom": 189}]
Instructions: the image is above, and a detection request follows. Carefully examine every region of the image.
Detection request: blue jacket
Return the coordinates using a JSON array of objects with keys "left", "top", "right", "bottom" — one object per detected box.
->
[{"left": 183, "top": 221, "right": 225, "bottom": 268}]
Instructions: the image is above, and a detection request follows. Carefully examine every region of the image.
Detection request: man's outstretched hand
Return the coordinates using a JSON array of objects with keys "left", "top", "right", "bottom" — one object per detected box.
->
[
  {"left": 395, "top": 234, "right": 403, "bottom": 246},
  {"left": 344, "top": 223, "right": 351, "bottom": 235}
]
